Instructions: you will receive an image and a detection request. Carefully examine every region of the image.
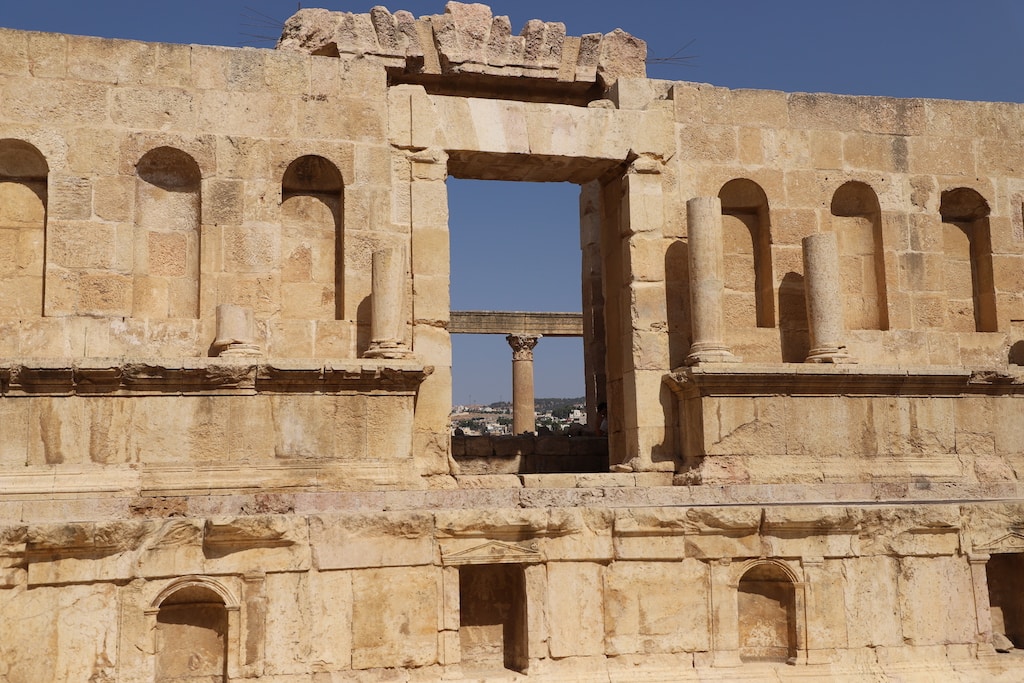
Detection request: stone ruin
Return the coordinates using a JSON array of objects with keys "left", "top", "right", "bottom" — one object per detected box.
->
[{"left": 1, "top": 1, "right": 1024, "bottom": 680}]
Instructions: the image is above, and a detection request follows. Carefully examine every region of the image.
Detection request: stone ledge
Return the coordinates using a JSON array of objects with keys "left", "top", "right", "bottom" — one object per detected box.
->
[
  {"left": 666, "top": 363, "right": 1024, "bottom": 397},
  {"left": 0, "top": 358, "right": 432, "bottom": 395}
]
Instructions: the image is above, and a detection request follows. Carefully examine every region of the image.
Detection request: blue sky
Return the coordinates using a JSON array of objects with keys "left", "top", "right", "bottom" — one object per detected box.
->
[{"left": 4, "top": 1, "right": 1023, "bottom": 404}]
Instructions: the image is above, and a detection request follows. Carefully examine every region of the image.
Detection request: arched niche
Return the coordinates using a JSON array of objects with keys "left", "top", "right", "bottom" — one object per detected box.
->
[
  {"left": 737, "top": 561, "right": 798, "bottom": 663},
  {"left": 718, "top": 179, "right": 774, "bottom": 329},
  {"left": 152, "top": 580, "right": 235, "bottom": 683},
  {"left": 0, "top": 139, "right": 48, "bottom": 317},
  {"left": 281, "top": 155, "right": 344, "bottom": 320},
  {"left": 134, "top": 147, "right": 202, "bottom": 319},
  {"left": 831, "top": 181, "right": 888, "bottom": 330},
  {"left": 940, "top": 188, "right": 996, "bottom": 332}
]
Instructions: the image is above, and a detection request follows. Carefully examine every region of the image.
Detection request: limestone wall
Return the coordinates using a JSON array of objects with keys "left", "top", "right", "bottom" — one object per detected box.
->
[
  {"left": 2, "top": 490, "right": 1024, "bottom": 681},
  {"left": 0, "top": 26, "right": 396, "bottom": 359},
  {"left": 661, "top": 81, "right": 1024, "bottom": 368},
  {"left": 3, "top": 3, "right": 1024, "bottom": 680}
]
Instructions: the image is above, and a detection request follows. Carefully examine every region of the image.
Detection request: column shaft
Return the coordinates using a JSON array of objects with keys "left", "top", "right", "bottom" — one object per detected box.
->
[
  {"left": 686, "top": 197, "right": 739, "bottom": 364},
  {"left": 507, "top": 334, "right": 540, "bottom": 434},
  {"left": 802, "top": 233, "right": 854, "bottom": 363},
  {"left": 365, "top": 246, "right": 410, "bottom": 359}
]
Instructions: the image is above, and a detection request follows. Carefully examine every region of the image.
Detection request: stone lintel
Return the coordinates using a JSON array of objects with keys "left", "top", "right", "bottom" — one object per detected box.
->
[
  {"left": 450, "top": 310, "right": 582, "bottom": 336},
  {"left": 664, "top": 364, "right": 1024, "bottom": 399},
  {"left": 0, "top": 359, "right": 432, "bottom": 396}
]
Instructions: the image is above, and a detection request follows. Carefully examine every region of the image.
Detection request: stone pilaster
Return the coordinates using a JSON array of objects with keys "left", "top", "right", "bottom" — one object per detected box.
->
[
  {"left": 802, "top": 232, "right": 854, "bottom": 363},
  {"left": 408, "top": 147, "right": 452, "bottom": 476},
  {"left": 968, "top": 553, "right": 996, "bottom": 653},
  {"left": 709, "top": 558, "right": 742, "bottom": 667},
  {"left": 685, "top": 196, "right": 739, "bottom": 365},
  {"left": 507, "top": 334, "right": 540, "bottom": 434},
  {"left": 364, "top": 246, "right": 411, "bottom": 359},
  {"left": 615, "top": 156, "right": 673, "bottom": 472}
]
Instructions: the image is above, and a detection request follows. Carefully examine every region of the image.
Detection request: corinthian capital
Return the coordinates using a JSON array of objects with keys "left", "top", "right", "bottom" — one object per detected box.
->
[{"left": 506, "top": 334, "right": 540, "bottom": 361}]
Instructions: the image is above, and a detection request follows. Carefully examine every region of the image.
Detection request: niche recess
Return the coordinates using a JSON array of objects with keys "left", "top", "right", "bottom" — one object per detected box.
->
[{"left": 0, "top": 139, "right": 47, "bottom": 317}]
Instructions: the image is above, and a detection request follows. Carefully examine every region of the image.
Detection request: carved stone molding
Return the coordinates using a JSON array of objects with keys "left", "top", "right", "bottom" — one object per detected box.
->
[
  {"left": 441, "top": 540, "right": 542, "bottom": 566},
  {"left": 0, "top": 359, "right": 432, "bottom": 396}
]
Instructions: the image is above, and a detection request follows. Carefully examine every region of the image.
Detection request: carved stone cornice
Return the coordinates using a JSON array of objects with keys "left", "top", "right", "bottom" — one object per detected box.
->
[
  {"left": 0, "top": 359, "right": 432, "bottom": 396},
  {"left": 441, "top": 540, "right": 542, "bottom": 566},
  {"left": 665, "top": 364, "right": 1024, "bottom": 399}
]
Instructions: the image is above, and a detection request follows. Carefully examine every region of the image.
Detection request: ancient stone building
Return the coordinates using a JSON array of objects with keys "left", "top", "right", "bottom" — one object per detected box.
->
[{"left": 1, "top": 2, "right": 1024, "bottom": 681}]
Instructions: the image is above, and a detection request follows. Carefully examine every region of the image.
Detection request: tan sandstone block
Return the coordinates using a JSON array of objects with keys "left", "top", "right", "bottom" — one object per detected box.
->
[
  {"left": 604, "top": 560, "right": 709, "bottom": 655},
  {"left": 0, "top": 583, "right": 119, "bottom": 681},
  {"left": 151, "top": 42, "right": 191, "bottom": 87},
  {"left": 547, "top": 562, "right": 605, "bottom": 658},
  {"left": 843, "top": 133, "right": 905, "bottom": 173},
  {"left": 907, "top": 136, "right": 975, "bottom": 176},
  {"left": 27, "top": 32, "right": 67, "bottom": 78},
  {"left": 351, "top": 566, "right": 438, "bottom": 669},
  {"left": 625, "top": 235, "right": 667, "bottom": 282},
  {"left": 898, "top": 555, "right": 975, "bottom": 646},
  {"left": 0, "top": 29, "right": 29, "bottom": 76},
  {"left": 111, "top": 87, "right": 197, "bottom": 130},
  {"left": 263, "top": 572, "right": 314, "bottom": 675},
  {"left": 311, "top": 512, "right": 433, "bottom": 570},
  {"left": 92, "top": 175, "right": 134, "bottom": 222},
  {"left": 788, "top": 92, "right": 861, "bottom": 131},
  {"left": 310, "top": 569, "right": 355, "bottom": 669},
  {"left": 843, "top": 556, "right": 903, "bottom": 647},
  {"left": 2, "top": 78, "right": 109, "bottom": 126},
  {"left": 66, "top": 35, "right": 155, "bottom": 84},
  {"left": 48, "top": 175, "right": 93, "bottom": 220},
  {"left": 198, "top": 90, "right": 295, "bottom": 138},
  {"left": 677, "top": 124, "right": 737, "bottom": 162},
  {"left": 737, "top": 127, "right": 764, "bottom": 165}
]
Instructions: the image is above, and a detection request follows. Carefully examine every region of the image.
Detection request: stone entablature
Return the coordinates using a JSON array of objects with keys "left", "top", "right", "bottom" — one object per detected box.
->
[
  {"left": 0, "top": 358, "right": 430, "bottom": 395},
  {"left": 277, "top": 2, "right": 646, "bottom": 93}
]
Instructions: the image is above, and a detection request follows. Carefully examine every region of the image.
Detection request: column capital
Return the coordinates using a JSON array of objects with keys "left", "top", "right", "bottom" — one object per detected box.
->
[{"left": 506, "top": 334, "right": 541, "bottom": 361}]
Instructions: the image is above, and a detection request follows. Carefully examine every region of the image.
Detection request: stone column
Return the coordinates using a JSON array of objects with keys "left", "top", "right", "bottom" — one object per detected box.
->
[
  {"left": 507, "top": 334, "right": 540, "bottom": 435},
  {"left": 365, "top": 246, "right": 411, "bottom": 359},
  {"left": 686, "top": 197, "right": 739, "bottom": 365},
  {"left": 802, "top": 233, "right": 854, "bottom": 363},
  {"left": 212, "top": 304, "right": 261, "bottom": 357}
]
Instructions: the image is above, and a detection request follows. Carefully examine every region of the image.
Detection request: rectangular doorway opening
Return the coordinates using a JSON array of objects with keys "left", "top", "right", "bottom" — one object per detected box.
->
[
  {"left": 988, "top": 553, "right": 1024, "bottom": 651},
  {"left": 459, "top": 563, "right": 528, "bottom": 673}
]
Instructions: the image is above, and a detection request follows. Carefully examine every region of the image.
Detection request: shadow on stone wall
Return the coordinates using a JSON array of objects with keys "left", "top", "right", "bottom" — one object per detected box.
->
[{"left": 452, "top": 435, "right": 608, "bottom": 474}]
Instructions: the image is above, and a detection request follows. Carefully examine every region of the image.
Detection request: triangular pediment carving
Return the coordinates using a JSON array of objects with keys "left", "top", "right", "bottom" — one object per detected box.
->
[
  {"left": 975, "top": 532, "right": 1024, "bottom": 553},
  {"left": 442, "top": 540, "right": 542, "bottom": 566}
]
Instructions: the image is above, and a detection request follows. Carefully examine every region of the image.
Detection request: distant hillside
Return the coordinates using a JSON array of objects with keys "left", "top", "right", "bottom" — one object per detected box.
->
[{"left": 487, "top": 397, "right": 585, "bottom": 411}]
